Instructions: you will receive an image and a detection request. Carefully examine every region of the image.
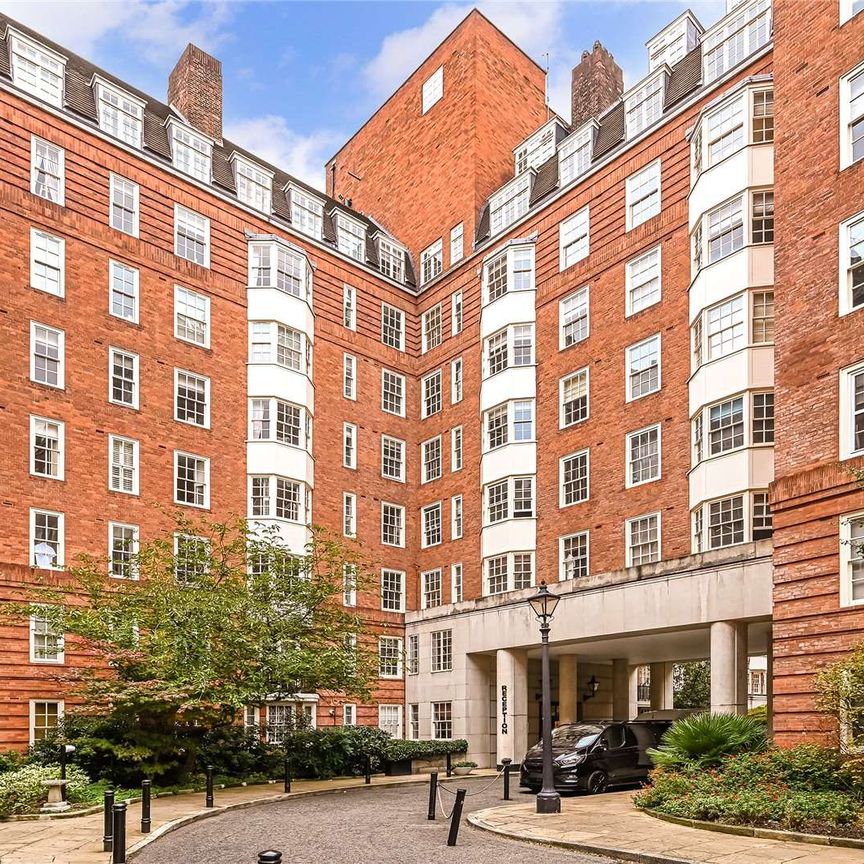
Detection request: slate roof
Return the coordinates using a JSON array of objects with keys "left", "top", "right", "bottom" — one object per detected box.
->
[
  {"left": 0, "top": 13, "right": 416, "bottom": 290},
  {"left": 474, "top": 44, "right": 707, "bottom": 246}
]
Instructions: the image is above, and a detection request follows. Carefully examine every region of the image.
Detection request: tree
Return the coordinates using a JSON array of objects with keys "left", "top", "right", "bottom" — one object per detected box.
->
[
  {"left": 9, "top": 517, "right": 379, "bottom": 780},
  {"left": 815, "top": 640, "right": 864, "bottom": 752},
  {"left": 673, "top": 660, "right": 711, "bottom": 710}
]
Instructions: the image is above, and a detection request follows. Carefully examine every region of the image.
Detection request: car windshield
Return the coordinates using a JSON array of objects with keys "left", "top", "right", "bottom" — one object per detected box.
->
[{"left": 550, "top": 725, "right": 602, "bottom": 748}]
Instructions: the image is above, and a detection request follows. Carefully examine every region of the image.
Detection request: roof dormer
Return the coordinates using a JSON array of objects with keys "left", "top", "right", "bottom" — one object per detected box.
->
[
  {"left": 558, "top": 120, "right": 599, "bottom": 186},
  {"left": 166, "top": 117, "right": 213, "bottom": 183},
  {"left": 92, "top": 74, "right": 145, "bottom": 149},
  {"left": 7, "top": 27, "right": 65, "bottom": 108},
  {"left": 513, "top": 117, "right": 568, "bottom": 176},
  {"left": 624, "top": 66, "right": 670, "bottom": 140},
  {"left": 645, "top": 11, "right": 703, "bottom": 72}
]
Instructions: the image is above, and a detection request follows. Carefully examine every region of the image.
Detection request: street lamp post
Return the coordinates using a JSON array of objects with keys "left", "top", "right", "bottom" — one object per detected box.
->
[{"left": 527, "top": 582, "right": 561, "bottom": 815}]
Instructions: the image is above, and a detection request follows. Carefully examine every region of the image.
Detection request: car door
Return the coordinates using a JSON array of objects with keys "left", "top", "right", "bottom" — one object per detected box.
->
[{"left": 599, "top": 724, "right": 631, "bottom": 783}]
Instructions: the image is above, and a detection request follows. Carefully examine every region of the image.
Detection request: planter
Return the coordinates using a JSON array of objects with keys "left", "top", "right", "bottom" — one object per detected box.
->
[
  {"left": 383, "top": 759, "right": 412, "bottom": 776},
  {"left": 452, "top": 767, "right": 474, "bottom": 776}
]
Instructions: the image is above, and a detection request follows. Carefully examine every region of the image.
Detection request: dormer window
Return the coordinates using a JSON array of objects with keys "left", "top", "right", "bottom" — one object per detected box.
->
[
  {"left": 233, "top": 155, "right": 272, "bottom": 213},
  {"left": 702, "top": 0, "right": 772, "bottom": 84},
  {"left": 378, "top": 237, "right": 405, "bottom": 283},
  {"left": 646, "top": 12, "right": 702, "bottom": 72},
  {"left": 558, "top": 125, "right": 595, "bottom": 186},
  {"left": 336, "top": 213, "right": 366, "bottom": 261},
  {"left": 514, "top": 119, "right": 567, "bottom": 176},
  {"left": 290, "top": 187, "right": 324, "bottom": 239},
  {"left": 625, "top": 73, "right": 666, "bottom": 139},
  {"left": 170, "top": 121, "right": 212, "bottom": 183},
  {"left": 94, "top": 78, "right": 143, "bottom": 148},
  {"left": 9, "top": 32, "right": 65, "bottom": 107},
  {"left": 489, "top": 173, "right": 532, "bottom": 236}
]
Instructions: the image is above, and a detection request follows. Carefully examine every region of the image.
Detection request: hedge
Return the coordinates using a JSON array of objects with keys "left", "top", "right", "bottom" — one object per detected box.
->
[{"left": 381, "top": 739, "right": 468, "bottom": 761}]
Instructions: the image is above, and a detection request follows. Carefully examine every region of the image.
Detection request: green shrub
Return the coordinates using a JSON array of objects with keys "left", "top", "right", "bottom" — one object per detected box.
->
[
  {"left": 195, "top": 726, "right": 282, "bottom": 779},
  {"left": 649, "top": 712, "right": 768, "bottom": 769},
  {"left": 452, "top": 761, "right": 477, "bottom": 768},
  {"left": 282, "top": 726, "right": 392, "bottom": 779},
  {"left": 0, "top": 751, "right": 26, "bottom": 774},
  {"left": 0, "top": 764, "right": 91, "bottom": 818},
  {"left": 381, "top": 739, "right": 468, "bottom": 761}
]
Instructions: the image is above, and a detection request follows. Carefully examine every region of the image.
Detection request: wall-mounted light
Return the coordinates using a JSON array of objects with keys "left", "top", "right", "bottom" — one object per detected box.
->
[{"left": 583, "top": 675, "right": 600, "bottom": 701}]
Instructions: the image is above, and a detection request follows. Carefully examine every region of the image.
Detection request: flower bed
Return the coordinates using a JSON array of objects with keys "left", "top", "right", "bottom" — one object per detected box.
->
[{"left": 635, "top": 745, "right": 864, "bottom": 838}]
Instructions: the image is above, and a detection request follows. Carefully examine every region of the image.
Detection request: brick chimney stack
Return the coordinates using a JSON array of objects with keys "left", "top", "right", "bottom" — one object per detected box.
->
[
  {"left": 570, "top": 41, "right": 624, "bottom": 129},
  {"left": 168, "top": 44, "right": 223, "bottom": 142}
]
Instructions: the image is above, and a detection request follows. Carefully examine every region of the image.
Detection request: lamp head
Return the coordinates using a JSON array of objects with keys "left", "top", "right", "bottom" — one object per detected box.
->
[{"left": 527, "top": 582, "right": 560, "bottom": 623}]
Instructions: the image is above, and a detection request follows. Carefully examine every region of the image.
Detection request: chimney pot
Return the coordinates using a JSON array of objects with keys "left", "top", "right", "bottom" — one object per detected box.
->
[
  {"left": 570, "top": 41, "right": 624, "bottom": 130},
  {"left": 168, "top": 44, "right": 223, "bottom": 142}
]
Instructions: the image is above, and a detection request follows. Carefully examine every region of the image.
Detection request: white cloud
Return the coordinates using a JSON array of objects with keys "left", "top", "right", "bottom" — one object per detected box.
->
[
  {"left": 0, "top": 0, "right": 233, "bottom": 65},
  {"left": 362, "top": 1, "right": 564, "bottom": 100},
  {"left": 224, "top": 114, "right": 343, "bottom": 191}
]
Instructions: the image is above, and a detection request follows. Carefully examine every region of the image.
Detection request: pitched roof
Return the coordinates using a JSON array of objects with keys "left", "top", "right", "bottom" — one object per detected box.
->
[{"left": 0, "top": 13, "right": 416, "bottom": 290}]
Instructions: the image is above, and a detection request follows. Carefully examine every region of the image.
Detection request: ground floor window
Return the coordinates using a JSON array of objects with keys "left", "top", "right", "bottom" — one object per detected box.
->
[
  {"left": 432, "top": 701, "right": 452, "bottom": 739},
  {"left": 265, "top": 701, "right": 316, "bottom": 743},
  {"left": 408, "top": 704, "right": 420, "bottom": 740},
  {"left": 378, "top": 704, "right": 402, "bottom": 738},
  {"left": 30, "top": 699, "right": 63, "bottom": 743}
]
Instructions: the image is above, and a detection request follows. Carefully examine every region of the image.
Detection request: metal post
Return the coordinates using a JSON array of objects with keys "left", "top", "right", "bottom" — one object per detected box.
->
[
  {"left": 102, "top": 789, "right": 115, "bottom": 852},
  {"left": 426, "top": 770, "right": 438, "bottom": 820},
  {"left": 446, "top": 751, "right": 452, "bottom": 778},
  {"left": 257, "top": 853, "right": 282, "bottom": 864},
  {"left": 536, "top": 620, "right": 561, "bottom": 814},
  {"left": 364, "top": 754, "right": 371, "bottom": 785},
  {"left": 140, "top": 780, "right": 151, "bottom": 833},
  {"left": 111, "top": 801, "right": 127, "bottom": 864},
  {"left": 205, "top": 765, "right": 214, "bottom": 808},
  {"left": 446, "top": 789, "right": 467, "bottom": 847},
  {"left": 283, "top": 757, "right": 291, "bottom": 793},
  {"left": 59, "top": 744, "right": 67, "bottom": 803},
  {"left": 502, "top": 758, "right": 512, "bottom": 800}
]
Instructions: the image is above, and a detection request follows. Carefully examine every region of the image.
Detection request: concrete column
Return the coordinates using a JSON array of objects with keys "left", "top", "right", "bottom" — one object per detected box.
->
[
  {"left": 765, "top": 631, "right": 774, "bottom": 737},
  {"left": 710, "top": 621, "right": 748, "bottom": 714},
  {"left": 558, "top": 655, "right": 579, "bottom": 724},
  {"left": 465, "top": 655, "right": 493, "bottom": 768},
  {"left": 627, "top": 665, "right": 641, "bottom": 719},
  {"left": 649, "top": 662, "right": 674, "bottom": 711},
  {"left": 496, "top": 648, "right": 528, "bottom": 765},
  {"left": 612, "top": 658, "right": 630, "bottom": 721}
]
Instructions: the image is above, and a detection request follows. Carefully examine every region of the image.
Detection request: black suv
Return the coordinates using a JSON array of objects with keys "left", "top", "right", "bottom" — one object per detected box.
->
[{"left": 519, "top": 720, "right": 671, "bottom": 794}]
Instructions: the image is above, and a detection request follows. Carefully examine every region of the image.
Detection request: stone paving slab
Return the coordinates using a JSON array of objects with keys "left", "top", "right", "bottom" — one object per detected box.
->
[
  {"left": 468, "top": 791, "right": 864, "bottom": 864},
  {"left": 0, "top": 771, "right": 464, "bottom": 864}
]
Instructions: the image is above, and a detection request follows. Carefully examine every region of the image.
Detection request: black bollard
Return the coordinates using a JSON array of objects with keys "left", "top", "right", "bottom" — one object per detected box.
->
[
  {"left": 364, "top": 754, "right": 371, "bottom": 785},
  {"left": 426, "top": 770, "right": 438, "bottom": 820},
  {"left": 283, "top": 757, "right": 291, "bottom": 793},
  {"left": 446, "top": 789, "right": 467, "bottom": 847},
  {"left": 205, "top": 765, "right": 214, "bottom": 808},
  {"left": 446, "top": 752, "right": 452, "bottom": 778},
  {"left": 257, "top": 853, "right": 282, "bottom": 864},
  {"left": 111, "top": 801, "right": 127, "bottom": 864},
  {"left": 140, "top": 779, "right": 152, "bottom": 833},
  {"left": 103, "top": 788, "right": 115, "bottom": 852},
  {"left": 502, "top": 758, "right": 512, "bottom": 800}
]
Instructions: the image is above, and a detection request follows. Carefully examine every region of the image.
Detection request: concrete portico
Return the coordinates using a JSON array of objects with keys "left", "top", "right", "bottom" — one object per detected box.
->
[{"left": 406, "top": 544, "right": 773, "bottom": 766}]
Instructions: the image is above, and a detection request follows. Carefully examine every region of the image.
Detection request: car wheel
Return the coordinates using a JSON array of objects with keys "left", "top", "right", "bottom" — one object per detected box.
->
[{"left": 587, "top": 770, "right": 608, "bottom": 794}]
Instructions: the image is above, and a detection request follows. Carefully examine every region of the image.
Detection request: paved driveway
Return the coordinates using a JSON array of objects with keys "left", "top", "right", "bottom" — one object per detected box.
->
[{"left": 135, "top": 778, "right": 611, "bottom": 864}]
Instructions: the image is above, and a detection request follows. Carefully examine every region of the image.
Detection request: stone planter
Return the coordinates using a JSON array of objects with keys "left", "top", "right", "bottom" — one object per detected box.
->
[{"left": 452, "top": 766, "right": 474, "bottom": 776}]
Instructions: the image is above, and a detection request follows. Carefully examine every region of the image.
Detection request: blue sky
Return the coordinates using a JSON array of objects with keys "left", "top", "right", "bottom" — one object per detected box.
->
[{"left": 0, "top": 0, "right": 725, "bottom": 188}]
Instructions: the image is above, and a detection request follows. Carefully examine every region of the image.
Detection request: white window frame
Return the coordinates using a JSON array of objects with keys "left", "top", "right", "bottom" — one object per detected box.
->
[
  {"left": 559, "top": 206, "right": 590, "bottom": 270},
  {"left": 289, "top": 185, "right": 324, "bottom": 240},
  {"left": 94, "top": 77, "right": 144, "bottom": 148},
  {"left": 558, "top": 124, "right": 595, "bottom": 185},
  {"left": 841, "top": 0, "right": 864, "bottom": 24},
  {"left": 29, "top": 228, "right": 65, "bottom": 297},
  {"left": 30, "top": 415, "right": 64, "bottom": 480},
  {"left": 701, "top": 0, "right": 772, "bottom": 84},
  {"left": 430, "top": 629, "right": 453, "bottom": 673},
  {"left": 450, "top": 223, "right": 464, "bottom": 265},
  {"left": 451, "top": 427, "right": 463, "bottom": 472},
  {"left": 421, "top": 435, "right": 442, "bottom": 484},
  {"left": 451, "top": 495, "right": 463, "bottom": 539},
  {"left": 343, "top": 353, "right": 357, "bottom": 400},
  {"left": 451, "top": 563, "right": 463, "bottom": 603},
  {"left": 343, "top": 704, "right": 357, "bottom": 726},
  {"left": 381, "top": 502, "right": 406, "bottom": 548},
  {"left": 482, "top": 244, "right": 535, "bottom": 305},
  {"left": 378, "top": 704, "right": 404, "bottom": 738},
  {"left": 381, "top": 434, "right": 406, "bottom": 482},
  {"left": 233, "top": 154, "right": 273, "bottom": 214},
  {"left": 381, "top": 303, "right": 406, "bottom": 351},
  {"left": 29, "top": 699, "right": 64, "bottom": 745},
  {"left": 483, "top": 399, "right": 535, "bottom": 451},
  {"left": 377, "top": 236, "right": 406, "bottom": 283},
  {"left": 840, "top": 360, "right": 864, "bottom": 459},
  {"left": 422, "top": 66, "right": 444, "bottom": 114},
  {"left": 30, "top": 507, "right": 64, "bottom": 569},
  {"left": 381, "top": 369, "right": 406, "bottom": 417},
  {"left": 29, "top": 612, "right": 64, "bottom": 664},
  {"left": 343, "top": 283, "right": 357, "bottom": 330},
  {"left": 174, "top": 204, "right": 211, "bottom": 268},
  {"left": 420, "top": 239, "right": 443, "bottom": 286},
  {"left": 483, "top": 323, "right": 534, "bottom": 378},
  {"left": 559, "top": 531, "right": 590, "bottom": 581},
  {"left": 559, "top": 367, "right": 590, "bottom": 429},
  {"left": 625, "top": 245, "right": 662, "bottom": 316},
  {"left": 109, "top": 174, "right": 140, "bottom": 237},
  {"left": 30, "top": 135, "right": 65, "bottom": 205},
  {"left": 108, "top": 521, "right": 139, "bottom": 579},
  {"left": 174, "top": 285, "right": 211, "bottom": 348},
  {"left": 559, "top": 286, "right": 590, "bottom": 349},
  {"left": 421, "top": 502, "right": 443, "bottom": 548},
  {"left": 626, "top": 334, "right": 662, "bottom": 401},
  {"left": 343, "top": 492, "right": 357, "bottom": 538},
  {"left": 173, "top": 450, "right": 211, "bottom": 509},
  {"left": 840, "top": 512, "right": 864, "bottom": 607},
  {"left": 342, "top": 564, "right": 357, "bottom": 607},
  {"left": 381, "top": 568, "right": 406, "bottom": 613},
  {"left": 839, "top": 209, "right": 864, "bottom": 316},
  {"left": 559, "top": 450, "right": 590, "bottom": 508},
  {"left": 451, "top": 291, "right": 463, "bottom": 334},
  {"left": 625, "top": 159, "right": 661, "bottom": 230},
  {"left": 30, "top": 321, "right": 65, "bottom": 389},
  {"left": 108, "top": 434, "right": 139, "bottom": 496},
  {"left": 625, "top": 72, "right": 666, "bottom": 140},
  {"left": 108, "top": 347, "right": 139, "bottom": 409},
  {"left": 174, "top": 367, "right": 211, "bottom": 428},
  {"left": 451, "top": 357, "right": 463, "bottom": 404},
  {"left": 109, "top": 259, "right": 140, "bottom": 324},
  {"left": 343, "top": 422, "right": 357, "bottom": 470},
  {"left": 10, "top": 31, "right": 65, "bottom": 107},
  {"left": 421, "top": 370, "right": 442, "bottom": 418},
  {"left": 489, "top": 173, "right": 532, "bottom": 236},
  {"left": 625, "top": 424, "right": 662, "bottom": 488},
  {"left": 422, "top": 303, "right": 443, "bottom": 354},
  {"left": 626, "top": 512, "right": 662, "bottom": 566},
  {"left": 169, "top": 119, "right": 213, "bottom": 183},
  {"left": 378, "top": 637, "right": 403, "bottom": 679}
]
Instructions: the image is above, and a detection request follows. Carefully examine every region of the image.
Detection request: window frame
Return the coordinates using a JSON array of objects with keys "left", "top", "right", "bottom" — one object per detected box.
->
[
  {"left": 108, "top": 521, "right": 140, "bottom": 579},
  {"left": 381, "top": 502, "right": 406, "bottom": 548},
  {"left": 343, "top": 353, "right": 357, "bottom": 401},
  {"left": 30, "top": 321, "right": 65, "bottom": 389},
  {"left": 109, "top": 173, "right": 140, "bottom": 237},
  {"left": 30, "top": 135, "right": 65, "bottom": 205},
  {"left": 559, "top": 367, "right": 590, "bottom": 429},
  {"left": 625, "top": 245, "right": 662, "bottom": 316},
  {"left": 95, "top": 77, "right": 144, "bottom": 148},
  {"left": 173, "top": 204, "right": 211, "bottom": 268},
  {"left": 109, "top": 259, "right": 140, "bottom": 324},
  {"left": 421, "top": 502, "right": 443, "bottom": 548},
  {"left": 422, "top": 66, "right": 444, "bottom": 114},
  {"left": 108, "top": 434, "right": 140, "bottom": 496},
  {"left": 10, "top": 31, "right": 65, "bottom": 107},
  {"left": 625, "top": 333, "right": 662, "bottom": 401},
  {"left": 381, "top": 368, "right": 406, "bottom": 417},
  {"left": 381, "top": 568, "right": 406, "bottom": 613},
  {"left": 625, "top": 159, "right": 661, "bottom": 231},
  {"left": 29, "top": 612, "right": 64, "bottom": 665},
  {"left": 626, "top": 511, "right": 662, "bottom": 567},
  {"left": 625, "top": 424, "right": 662, "bottom": 488},
  {"left": 30, "top": 415, "right": 64, "bottom": 480},
  {"left": 559, "top": 449, "right": 590, "bottom": 508},
  {"left": 839, "top": 209, "right": 864, "bottom": 316},
  {"left": 840, "top": 360, "right": 864, "bottom": 459},
  {"left": 107, "top": 346, "right": 139, "bottom": 410},
  {"left": 173, "top": 450, "right": 211, "bottom": 509},
  {"left": 559, "top": 286, "right": 590, "bottom": 349},
  {"left": 174, "top": 367, "right": 211, "bottom": 428},
  {"left": 381, "top": 303, "right": 406, "bottom": 351},
  {"left": 840, "top": 60, "right": 864, "bottom": 170},
  {"left": 451, "top": 357, "right": 463, "bottom": 404},
  {"left": 29, "top": 228, "right": 65, "bottom": 297},
  {"left": 559, "top": 531, "right": 590, "bottom": 581},
  {"left": 420, "top": 239, "right": 443, "bottom": 286},
  {"left": 30, "top": 507, "right": 64, "bottom": 570},
  {"left": 840, "top": 511, "right": 864, "bottom": 607},
  {"left": 29, "top": 699, "right": 64, "bottom": 745},
  {"left": 559, "top": 206, "right": 590, "bottom": 271}
]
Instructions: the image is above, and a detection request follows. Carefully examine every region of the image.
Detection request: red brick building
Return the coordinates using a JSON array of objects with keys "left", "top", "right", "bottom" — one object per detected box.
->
[{"left": 0, "top": 0, "right": 860, "bottom": 759}]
